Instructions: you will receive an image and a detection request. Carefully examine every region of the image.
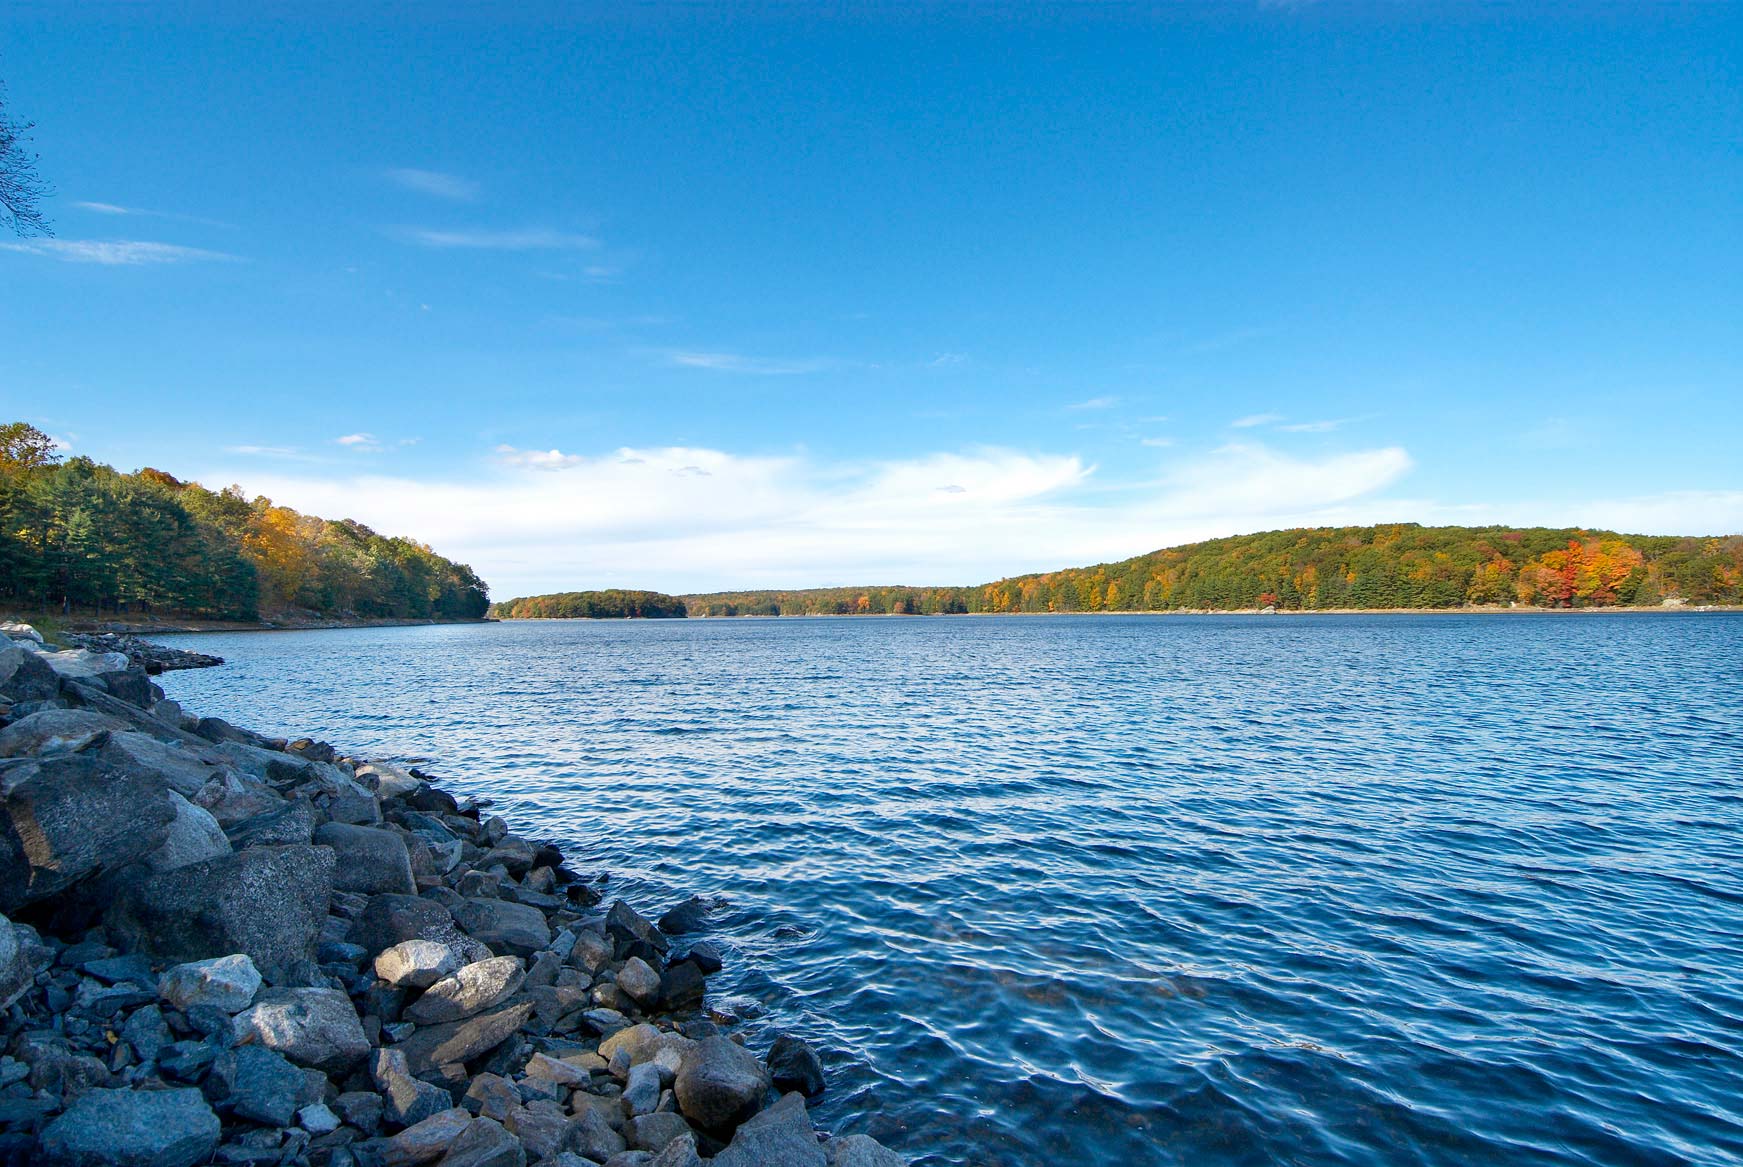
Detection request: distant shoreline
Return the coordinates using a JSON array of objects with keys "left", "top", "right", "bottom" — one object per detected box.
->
[
  {"left": 0, "top": 613, "right": 496, "bottom": 635},
  {"left": 501, "top": 604, "right": 1741, "bottom": 621}
]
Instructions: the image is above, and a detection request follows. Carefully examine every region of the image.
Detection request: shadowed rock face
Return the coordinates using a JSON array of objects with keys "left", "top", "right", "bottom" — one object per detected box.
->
[
  {"left": 0, "top": 753, "right": 176, "bottom": 912},
  {"left": 675, "top": 1036, "right": 772, "bottom": 1133},
  {"left": 38, "top": 1086, "right": 220, "bottom": 1167},
  {"left": 108, "top": 843, "right": 336, "bottom": 978}
]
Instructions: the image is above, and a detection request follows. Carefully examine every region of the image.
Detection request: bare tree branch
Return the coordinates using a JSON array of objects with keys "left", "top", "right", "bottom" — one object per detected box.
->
[{"left": 0, "top": 82, "right": 52, "bottom": 237}]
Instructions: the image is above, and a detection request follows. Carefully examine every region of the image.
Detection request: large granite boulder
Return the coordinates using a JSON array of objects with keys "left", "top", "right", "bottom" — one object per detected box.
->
[
  {"left": 108, "top": 843, "right": 335, "bottom": 976},
  {"left": 313, "top": 821, "right": 417, "bottom": 895},
  {"left": 0, "top": 753, "right": 176, "bottom": 912},
  {"left": 675, "top": 1035, "right": 770, "bottom": 1132},
  {"left": 767, "top": 1033, "right": 826, "bottom": 1098},
  {"left": 0, "top": 641, "right": 59, "bottom": 704},
  {"left": 234, "top": 986, "right": 370, "bottom": 1072},
  {"left": 394, "top": 1001, "right": 533, "bottom": 1075},
  {"left": 38, "top": 1086, "right": 220, "bottom": 1167},
  {"left": 710, "top": 1091, "right": 823, "bottom": 1167},
  {"left": 452, "top": 897, "right": 551, "bottom": 957},
  {"left": 157, "top": 953, "right": 262, "bottom": 1014},
  {"left": 223, "top": 798, "right": 314, "bottom": 847},
  {"left": 0, "top": 708, "right": 124, "bottom": 758},
  {"left": 403, "top": 955, "right": 525, "bottom": 1025},
  {"left": 142, "top": 791, "right": 232, "bottom": 872},
  {"left": 93, "top": 731, "right": 229, "bottom": 798},
  {"left": 350, "top": 892, "right": 455, "bottom": 955},
  {"left": 0, "top": 910, "right": 30, "bottom": 1010},
  {"left": 375, "top": 938, "right": 460, "bottom": 989},
  {"left": 827, "top": 1133, "right": 908, "bottom": 1167}
]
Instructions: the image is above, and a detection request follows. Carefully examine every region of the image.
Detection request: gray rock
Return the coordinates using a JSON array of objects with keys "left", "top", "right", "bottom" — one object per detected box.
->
[
  {"left": 615, "top": 957, "right": 662, "bottom": 1009},
  {"left": 453, "top": 897, "right": 552, "bottom": 957},
  {"left": 646, "top": 1132, "right": 702, "bottom": 1167},
  {"left": 230, "top": 1043, "right": 321, "bottom": 1126},
  {"left": 658, "top": 959, "right": 708, "bottom": 1011},
  {"left": 234, "top": 986, "right": 370, "bottom": 1072},
  {"left": 334, "top": 1089, "right": 385, "bottom": 1131},
  {"left": 623, "top": 1061, "right": 661, "bottom": 1115},
  {"left": 767, "top": 1034, "right": 826, "bottom": 1098},
  {"left": 0, "top": 641, "right": 59, "bottom": 703},
  {"left": 109, "top": 843, "right": 335, "bottom": 977},
  {"left": 0, "top": 707, "right": 123, "bottom": 757},
  {"left": 464, "top": 1073, "right": 520, "bottom": 1121},
  {"left": 827, "top": 1133, "right": 907, "bottom": 1167},
  {"left": 565, "top": 1107, "right": 627, "bottom": 1161},
  {"left": 395, "top": 1002, "right": 535, "bottom": 1075},
  {"left": 598, "top": 1023, "right": 663, "bottom": 1066},
  {"left": 300, "top": 1100, "right": 341, "bottom": 1133},
  {"left": 223, "top": 799, "right": 315, "bottom": 848},
  {"left": 191, "top": 767, "right": 284, "bottom": 827},
  {"left": 0, "top": 911, "right": 29, "bottom": 1010},
  {"left": 374, "top": 1047, "right": 451, "bottom": 1129},
  {"left": 358, "top": 761, "right": 422, "bottom": 799},
  {"left": 38, "top": 1086, "right": 221, "bottom": 1167},
  {"left": 94, "top": 731, "right": 227, "bottom": 799},
  {"left": 674, "top": 1035, "right": 769, "bottom": 1132},
  {"left": 383, "top": 1107, "right": 473, "bottom": 1166},
  {"left": 158, "top": 953, "right": 262, "bottom": 1014},
  {"left": 314, "top": 822, "right": 417, "bottom": 895},
  {"left": 438, "top": 1116, "right": 527, "bottom": 1167},
  {"left": 143, "top": 791, "right": 232, "bottom": 871},
  {"left": 710, "top": 1092, "right": 823, "bottom": 1167},
  {"left": 349, "top": 893, "right": 456, "bottom": 955},
  {"left": 626, "top": 1112, "right": 693, "bottom": 1153},
  {"left": 505, "top": 1102, "right": 569, "bottom": 1160},
  {"left": 120, "top": 1003, "right": 172, "bottom": 1064},
  {"left": 375, "top": 938, "right": 460, "bottom": 989},
  {"left": 524, "top": 1051, "right": 593, "bottom": 1087},
  {"left": 405, "top": 955, "right": 525, "bottom": 1024},
  {"left": 0, "top": 753, "right": 176, "bottom": 911},
  {"left": 655, "top": 897, "right": 710, "bottom": 936},
  {"left": 602, "top": 1154, "right": 654, "bottom": 1167},
  {"left": 567, "top": 929, "right": 613, "bottom": 974},
  {"left": 605, "top": 901, "right": 669, "bottom": 958}
]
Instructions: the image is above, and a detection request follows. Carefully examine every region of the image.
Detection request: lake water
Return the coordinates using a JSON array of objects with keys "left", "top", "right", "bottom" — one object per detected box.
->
[{"left": 157, "top": 613, "right": 1743, "bottom": 1167}]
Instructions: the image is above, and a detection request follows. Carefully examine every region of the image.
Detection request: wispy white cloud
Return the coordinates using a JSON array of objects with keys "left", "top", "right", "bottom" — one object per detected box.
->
[
  {"left": 384, "top": 168, "right": 479, "bottom": 201},
  {"left": 74, "top": 201, "right": 133, "bottom": 215},
  {"left": 1140, "top": 436, "right": 1175, "bottom": 448},
  {"left": 1276, "top": 418, "right": 1345, "bottom": 433},
  {"left": 929, "top": 353, "right": 968, "bottom": 368},
  {"left": 1231, "top": 412, "right": 1285, "bottom": 428},
  {"left": 0, "top": 239, "right": 237, "bottom": 265},
  {"left": 495, "top": 445, "right": 585, "bottom": 471},
  {"left": 1068, "top": 395, "right": 1119, "bottom": 411},
  {"left": 666, "top": 351, "right": 831, "bottom": 375},
  {"left": 398, "top": 227, "right": 597, "bottom": 251},
  {"left": 334, "top": 433, "right": 384, "bottom": 453}
]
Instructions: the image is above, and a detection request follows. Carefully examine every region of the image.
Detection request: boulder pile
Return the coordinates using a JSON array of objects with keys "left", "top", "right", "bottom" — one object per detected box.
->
[{"left": 0, "top": 623, "right": 902, "bottom": 1167}]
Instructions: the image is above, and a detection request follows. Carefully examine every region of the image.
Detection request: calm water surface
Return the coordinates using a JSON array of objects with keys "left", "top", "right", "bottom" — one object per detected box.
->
[{"left": 157, "top": 614, "right": 1743, "bottom": 1167}]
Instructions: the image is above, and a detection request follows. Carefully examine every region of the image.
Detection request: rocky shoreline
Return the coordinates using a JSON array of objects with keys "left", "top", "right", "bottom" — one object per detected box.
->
[{"left": 0, "top": 623, "right": 903, "bottom": 1167}]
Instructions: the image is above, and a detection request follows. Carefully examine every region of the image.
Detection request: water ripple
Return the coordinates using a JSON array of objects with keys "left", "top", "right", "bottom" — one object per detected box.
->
[{"left": 158, "top": 613, "right": 1743, "bottom": 1167}]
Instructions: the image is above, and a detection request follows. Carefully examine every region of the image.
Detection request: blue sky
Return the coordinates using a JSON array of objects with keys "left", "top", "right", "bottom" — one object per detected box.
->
[{"left": 2, "top": 3, "right": 1739, "bottom": 596}]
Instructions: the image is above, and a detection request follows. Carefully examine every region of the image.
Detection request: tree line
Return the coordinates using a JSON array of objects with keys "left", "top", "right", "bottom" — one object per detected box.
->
[
  {"left": 489, "top": 590, "right": 688, "bottom": 620},
  {"left": 0, "top": 422, "right": 489, "bottom": 622},
  {"left": 683, "top": 524, "right": 1743, "bottom": 616}
]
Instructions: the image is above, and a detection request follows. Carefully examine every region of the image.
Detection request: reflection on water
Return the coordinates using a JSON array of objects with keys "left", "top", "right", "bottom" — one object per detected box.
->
[{"left": 159, "top": 613, "right": 1743, "bottom": 1166}]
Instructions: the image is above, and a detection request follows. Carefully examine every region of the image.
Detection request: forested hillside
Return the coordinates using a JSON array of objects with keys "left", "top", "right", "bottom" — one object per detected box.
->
[
  {"left": 489, "top": 590, "right": 687, "bottom": 619},
  {"left": 684, "top": 524, "right": 1743, "bottom": 615},
  {"left": 0, "top": 422, "right": 489, "bottom": 622}
]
